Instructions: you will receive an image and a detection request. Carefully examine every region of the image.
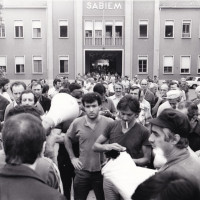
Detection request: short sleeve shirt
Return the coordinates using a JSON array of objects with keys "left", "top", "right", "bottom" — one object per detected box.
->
[
  {"left": 67, "top": 115, "right": 113, "bottom": 172},
  {"left": 103, "top": 120, "right": 151, "bottom": 159}
]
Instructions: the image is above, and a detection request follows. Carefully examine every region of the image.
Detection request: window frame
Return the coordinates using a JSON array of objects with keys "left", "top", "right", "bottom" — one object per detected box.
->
[
  {"left": 59, "top": 19, "right": 69, "bottom": 39},
  {"left": 163, "top": 55, "right": 174, "bottom": 74},
  {"left": 114, "top": 20, "right": 123, "bottom": 45},
  {"left": 94, "top": 20, "right": 103, "bottom": 46},
  {"left": 14, "top": 20, "right": 24, "bottom": 39},
  {"left": 32, "top": 56, "right": 43, "bottom": 74},
  {"left": 0, "top": 55, "right": 7, "bottom": 73},
  {"left": 138, "top": 55, "right": 148, "bottom": 74},
  {"left": 0, "top": 20, "right": 6, "bottom": 38},
  {"left": 84, "top": 20, "right": 93, "bottom": 45},
  {"left": 181, "top": 20, "right": 191, "bottom": 39},
  {"left": 59, "top": 55, "right": 69, "bottom": 74},
  {"left": 180, "top": 55, "right": 191, "bottom": 74},
  {"left": 32, "top": 20, "right": 42, "bottom": 39},
  {"left": 15, "top": 56, "right": 25, "bottom": 74},
  {"left": 138, "top": 19, "right": 148, "bottom": 38},
  {"left": 164, "top": 20, "right": 174, "bottom": 39}
]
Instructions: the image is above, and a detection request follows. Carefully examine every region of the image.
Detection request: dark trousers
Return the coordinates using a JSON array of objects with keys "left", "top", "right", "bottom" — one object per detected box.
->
[{"left": 74, "top": 170, "right": 105, "bottom": 200}]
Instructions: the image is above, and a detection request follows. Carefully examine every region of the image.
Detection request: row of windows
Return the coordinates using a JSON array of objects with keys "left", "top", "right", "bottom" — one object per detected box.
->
[
  {"left": 84, "top": 20, "right": 123, "bottom": 46},
  {"left": 164, "top": 20, "right": 192, "bottom": 38},
  {"left": 1, "top": 55, "right": 199, "bottom": 75},
  {"left": 0, "top": 56, "right": 69, "bottom": 74},
  {"left": 0, "top": 20, "right": 68, "bottom": 38},
  {"left": 0, "top": 19, "right": 198, "bottom": 41},
  {"left": 139, "top": 55, "right": 200, "bottom": 74}
]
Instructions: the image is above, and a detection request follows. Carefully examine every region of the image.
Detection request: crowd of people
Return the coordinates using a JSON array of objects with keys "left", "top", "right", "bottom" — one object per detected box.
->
[{"left": 0, "top": 72, "right": 200, "bottom": 200}]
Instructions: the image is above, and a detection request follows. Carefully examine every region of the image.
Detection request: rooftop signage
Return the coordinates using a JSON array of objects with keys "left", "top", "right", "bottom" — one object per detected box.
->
[{"left": 86, "top": 1, "right": 122, "bottom": 10}]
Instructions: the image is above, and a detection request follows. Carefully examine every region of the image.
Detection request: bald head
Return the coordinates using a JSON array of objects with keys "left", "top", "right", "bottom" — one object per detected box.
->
[
  {"left": 160, "top": 84, "right": 169, "bottom": 97},
  {"left": 140, "top": 79, "right": 148, "bottom": 90}
]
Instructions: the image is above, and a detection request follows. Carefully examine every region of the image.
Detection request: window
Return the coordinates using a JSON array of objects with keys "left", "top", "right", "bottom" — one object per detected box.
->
[
  {"left": 105, "top": 21, "right": 113, "bottom": 45},
  {"left": 163, "top": 56, "right": 173, "bottom": 74},
  {"left": 14, "top": 20, "right": 23, "bottom": 38},
  {"left": 85, "top": 20, "right": 93, "bottom": 45},
  {"left": 182, "top": 20, "right": 191, "bottom": 38},
  {"left": 180, "top": 56, "right": 190, "bottom": 74},
  {"left": 32, "top": 20, "right": 41, "bottom": 38},
  {"left": 115, "top": 21, "right": 123, "bottom": 45},
  {"left": 94, "top": 21, "right": 102, "bottom": 45},
  {"left": 139, "top": 20, "right": 148, "bottom": 38},
  {"left": 0, "top": 56, "right": 6, "bottom": 72},
  {"left": 138, "top": 56, "right": 148, "bottom": 73},
  {"left": 33, "top": 56, "right": 42, "bottom": 73},
  {"left": 15, "top": 56, "right": 25, "bottom": 73},
  {"left": 59, "top": 56, "right": 69, "bottom": 73},
  {"left": 0, "top": 20, "right": 5, "bottom": 38},
  {"left": 59, "top": 20, "right": 68, "bottom": 38},
  {"left": 198, "top": 56, "right": 200, "bottom": 74},
  {"left": 165, "top": 20, "right": 174, "bottom": 38}
]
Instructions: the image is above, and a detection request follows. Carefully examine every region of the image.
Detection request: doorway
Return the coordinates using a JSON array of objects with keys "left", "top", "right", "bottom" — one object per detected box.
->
[{"left": 85, "top": 50, "right": 122, "bottom": 75}]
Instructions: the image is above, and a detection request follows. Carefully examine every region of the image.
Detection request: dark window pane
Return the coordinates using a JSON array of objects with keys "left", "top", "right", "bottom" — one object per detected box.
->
[
  {"left": 60, "top": 26, "right": 68, "bottom": 37},
  {"left": 60, "top": 60, "right": 68, "bottom": 73},
  {"left": 165, "top": 25, "right": 173, "bottom": 37},
  {"left": 140, "top": 25, "right": 147, "bottom": 37},
  {"left": 115, "top": 26, "right": 122, "bottom": 37},
  {"left": 106, "top": 26, "right": 112, "bottom": 37}
]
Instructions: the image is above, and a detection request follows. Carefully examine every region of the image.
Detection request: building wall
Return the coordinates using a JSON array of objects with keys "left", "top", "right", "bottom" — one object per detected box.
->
[
  {"left": 132, "top": 0, "right": 155, "bottom": 79},
  {"left": 159, "top": 8, "right": 200, "bottom": 80},
  {"left": 1, "top": 6, "right": 47, "bottom": 82},
  {"left": 1, "top": 0, "right": 200, "bottom": 83},
  {"left": 52, "top": 0, "right": 75, "bottom": 79}
]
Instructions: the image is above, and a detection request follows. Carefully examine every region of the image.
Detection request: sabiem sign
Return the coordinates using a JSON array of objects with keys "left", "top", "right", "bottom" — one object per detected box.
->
[{"left": 86, "top": 1, "right": 122, "bottom": 10}]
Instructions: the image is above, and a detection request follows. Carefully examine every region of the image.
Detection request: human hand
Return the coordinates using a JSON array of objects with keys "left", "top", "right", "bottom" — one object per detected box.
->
[
  {"left": 71, "top": 158, "right": 83, "bottom": 170},
  {"left": 105, "top": 143, "right": 126, "bottom": 152}
]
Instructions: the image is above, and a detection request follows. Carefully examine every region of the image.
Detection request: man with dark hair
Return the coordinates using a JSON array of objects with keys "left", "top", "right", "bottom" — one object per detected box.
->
[
  {"left": 48, "top": 78, "right": 62, "bottom": 99},
  {"left": 31, "top": 81, "right": 51, "bottom": 112},
  {"left": 0, "top": 113, "right": 65, "bottom": 200},
  {"left": 0, "top": 95, "right": 9, "bottom": 122},
  {"left": 132, "top": 171, "right": 200, "bottom": 200},
  {"left": 68, "top": 82, "right": 82, "bottom": 93},
  {"left": 93, "top": 95, "right": 152, "bottom": 200},
  {"left": 93, "top": 83, "right": 116, "bottom": 119},
  {"left": 148, "top": 109, "right": 200, "bottom": 188},
  {"left": 0, "top": 77, "right": 12, "bottom": 102},
  {"left": 0, "top": 105, "right": 62, "bottom": 191},
  {"left": 19, "top": 90, "right": 44, "bottom": 114},
  {"left": 65, "top": 92, "right": 113, "bottom": 200},
  {"left": 129, "top": 86, "right": 152, "bottom": 126},
  {"left": 4, "top": 81, "right": 26, "bottom": 120},
  {"left": 177, "top": 101, "right": 200, "bottom": 151}
]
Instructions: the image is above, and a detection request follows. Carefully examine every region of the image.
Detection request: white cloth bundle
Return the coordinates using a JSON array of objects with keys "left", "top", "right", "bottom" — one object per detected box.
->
[{"left": 102, "top": 152, "right": 156, "bottom": 200}]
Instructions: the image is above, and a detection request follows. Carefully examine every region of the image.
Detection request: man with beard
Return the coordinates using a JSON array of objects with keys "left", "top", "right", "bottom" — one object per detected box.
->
[{"left": 148, "top": 109, "right": 200, "bottom": 189}]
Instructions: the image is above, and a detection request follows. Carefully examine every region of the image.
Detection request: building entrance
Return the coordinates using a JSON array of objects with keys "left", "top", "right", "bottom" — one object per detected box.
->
[{"left": 85, "top": 50, "right": 122, "bottom": 75}]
